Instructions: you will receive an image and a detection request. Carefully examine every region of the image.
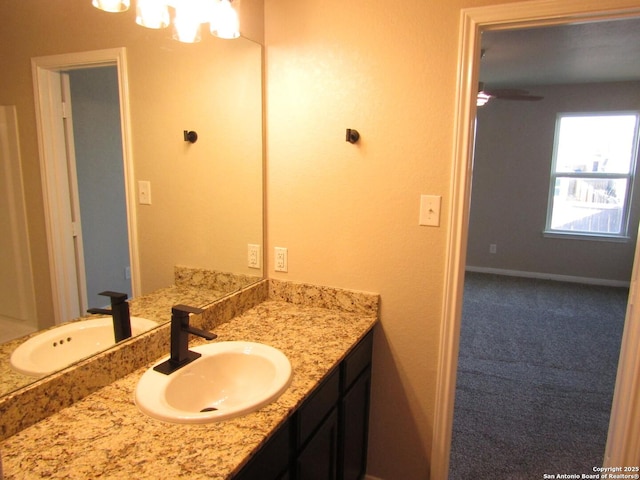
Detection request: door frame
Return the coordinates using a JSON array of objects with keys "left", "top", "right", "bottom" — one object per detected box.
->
[
  {"left": 32, "top": 48, "right": 140, "bottom": 324},
  {"left": 433, "top": 1, "right": 640, "bottom": 477}
]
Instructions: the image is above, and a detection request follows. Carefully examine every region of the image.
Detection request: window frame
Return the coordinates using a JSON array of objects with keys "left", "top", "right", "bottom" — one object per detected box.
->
[{"left": 544, "top": 111, "right": 640, "bottom": 242}]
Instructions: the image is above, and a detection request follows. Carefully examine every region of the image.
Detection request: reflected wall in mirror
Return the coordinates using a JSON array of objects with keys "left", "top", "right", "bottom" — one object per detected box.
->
[{"left": 0, "top": 0, "right": 264, "bottom": 396}]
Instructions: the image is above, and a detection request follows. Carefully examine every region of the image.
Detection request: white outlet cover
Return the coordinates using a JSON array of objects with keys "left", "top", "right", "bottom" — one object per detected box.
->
[
  {"left": 248, "top": 244, "right": 261, "bottom": 269},
  {"left": 275, "top": 247, "right": 288, "bottom": 272}
]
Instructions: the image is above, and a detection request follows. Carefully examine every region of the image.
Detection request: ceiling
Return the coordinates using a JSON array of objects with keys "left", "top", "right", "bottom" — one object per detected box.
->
[{"left": 479, "top": 17, "right": 640, "bottom": 89}]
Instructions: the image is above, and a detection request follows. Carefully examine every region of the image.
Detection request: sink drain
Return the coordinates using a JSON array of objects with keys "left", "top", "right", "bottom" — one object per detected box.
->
[{"left": 200, "top": 407, "right": 218, "bottom": 413}]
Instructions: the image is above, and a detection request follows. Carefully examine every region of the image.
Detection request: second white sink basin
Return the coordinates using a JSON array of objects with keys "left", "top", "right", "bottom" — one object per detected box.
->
[
  {"left": 134, "top": 341, "right": 292, "bottom": 424},
  {"left": 10, "top": 316, "right": 157, "bottom": 377}
]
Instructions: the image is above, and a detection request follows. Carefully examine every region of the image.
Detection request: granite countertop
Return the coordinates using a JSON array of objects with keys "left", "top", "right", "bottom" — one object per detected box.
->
[
  {"left": 0, "top": 265, "right": 261, "bottom": 398},
  {"left": 0, "top": 284, "right": 378, "bottom": 479}
]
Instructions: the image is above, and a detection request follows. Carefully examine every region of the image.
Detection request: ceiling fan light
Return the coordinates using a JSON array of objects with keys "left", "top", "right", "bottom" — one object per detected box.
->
[
  {"left": 92, "top": 0, "right": 130, "bottom": 13},
  {"left": 477, "top": 91, "right": 492, "bottom": 106}
]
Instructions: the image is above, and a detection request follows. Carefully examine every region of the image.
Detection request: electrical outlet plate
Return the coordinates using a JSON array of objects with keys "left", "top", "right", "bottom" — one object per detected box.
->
[
  {"left": 275, "top": 247, "right": 288, "bottom": 272},
  {"left": 248, "top": 244, "right": 261, "bottom": 269}
]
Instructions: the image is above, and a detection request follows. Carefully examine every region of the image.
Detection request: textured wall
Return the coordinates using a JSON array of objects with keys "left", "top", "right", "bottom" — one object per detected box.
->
[
  {"left": 468, "top": 81, "right": 640, "bottom": 283},
  {"left": 264, "top": 0, "right": 523, "bottom": 478}
]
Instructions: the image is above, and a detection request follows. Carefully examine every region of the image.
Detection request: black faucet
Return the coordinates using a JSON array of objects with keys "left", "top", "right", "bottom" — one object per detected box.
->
[
  {"left": 153, "top": 304, "right": 217, "bottom": 375},
  {"left": 87, "top": 291, "right": 132, "bottom": 342}
]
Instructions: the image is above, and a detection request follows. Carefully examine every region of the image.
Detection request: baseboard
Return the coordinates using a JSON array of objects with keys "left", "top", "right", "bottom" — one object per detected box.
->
[
  {"left": 465, "top": 266, "right": 630, "bottom": 288},
  {"left": 364, "top": 476, "right": 385, "bottom": 480}
]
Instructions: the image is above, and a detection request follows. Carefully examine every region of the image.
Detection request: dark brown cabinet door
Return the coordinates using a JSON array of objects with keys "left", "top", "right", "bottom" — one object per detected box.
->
[
  {"left": 340, "top": 367, "right": 371, "bottom": 480},
  {"left": 297, "top": 409, "right": 339, "bottom": 480}
]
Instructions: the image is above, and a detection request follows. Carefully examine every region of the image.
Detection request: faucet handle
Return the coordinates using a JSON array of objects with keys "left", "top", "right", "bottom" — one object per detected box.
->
[
  {"left": 171, "top": 304, "right": 215, "bottom": 339},
  {"left": 98, "top": 291, "right": 129, "bottom": 304}
]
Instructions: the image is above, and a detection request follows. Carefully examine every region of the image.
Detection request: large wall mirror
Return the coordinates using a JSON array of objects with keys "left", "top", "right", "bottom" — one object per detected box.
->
[{"left": 0, "top": 0, "right": 264, "bottom": 396}]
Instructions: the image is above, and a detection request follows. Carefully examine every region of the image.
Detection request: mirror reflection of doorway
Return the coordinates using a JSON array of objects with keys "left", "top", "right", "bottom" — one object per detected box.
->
[
  {"left": 65, "top": 67, "right": 132, "bottom": 312},
  {"left": 32, "top": 48, "right": 138, "bottom": 326}
]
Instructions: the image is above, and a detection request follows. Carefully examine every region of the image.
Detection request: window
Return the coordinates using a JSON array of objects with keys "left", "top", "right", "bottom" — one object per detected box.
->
[{"left": 545, "top": 112, "right": 640, "bottom": 240}]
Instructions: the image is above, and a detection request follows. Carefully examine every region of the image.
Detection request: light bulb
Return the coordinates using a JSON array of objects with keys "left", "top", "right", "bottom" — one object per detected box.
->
[
  {"left": 92, "top": 0, "right": 130, "bottom": 13},
  {"left": 210, "top": 0, "right": 239, "bottom": 39},
  {"left": 173, "top": 20, "right": 201, "bottom": 42},
  {"left": 172, "top": 0, "right": 213, "bottom": 42},
  {"left": 477, "top": 92, "right": 491, "bottom": 106},
  {"left": 136, "top": 0, "right": 170, "bottom": 29}
]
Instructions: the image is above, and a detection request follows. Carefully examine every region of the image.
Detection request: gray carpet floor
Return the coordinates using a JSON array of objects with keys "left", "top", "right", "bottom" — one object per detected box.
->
[{"left": 449, "top": 272, "right": 628, "bottom": 479}]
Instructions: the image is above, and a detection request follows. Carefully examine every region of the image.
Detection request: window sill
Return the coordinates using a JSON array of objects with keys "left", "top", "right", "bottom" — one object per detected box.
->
[{"left": 543, "top": 230, "right": 632, "bottom": 243}]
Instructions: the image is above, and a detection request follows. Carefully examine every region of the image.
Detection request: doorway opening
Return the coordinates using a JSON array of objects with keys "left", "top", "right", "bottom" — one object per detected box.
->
[
  {"left": 32, "top": 48, "right": 140, "bottom": 326},
  {"left": 433, "top": 2, "right": 640, "bottom": 478}
]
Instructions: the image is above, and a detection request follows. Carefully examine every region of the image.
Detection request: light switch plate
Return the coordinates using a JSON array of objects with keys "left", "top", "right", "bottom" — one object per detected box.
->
[
  {"left": 419, "top": 194, "right": 441, "bottom": 227},
  {"left": 138, "top": 180, "right": 152, "bottom": 205}
]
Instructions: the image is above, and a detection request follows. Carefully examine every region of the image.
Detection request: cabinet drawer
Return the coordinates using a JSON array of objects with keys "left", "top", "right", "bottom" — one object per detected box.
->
[
  {"left": 341, "top": 330, "right": 373, "bottom": 391},
  {"left": 297, "top": 367, "right": 340, "bottom": 448}
]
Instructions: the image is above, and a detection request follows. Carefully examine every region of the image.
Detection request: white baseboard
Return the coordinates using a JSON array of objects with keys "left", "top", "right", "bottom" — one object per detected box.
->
[{"left": 465, "top": 266, "right": 630, "bottom": 288}]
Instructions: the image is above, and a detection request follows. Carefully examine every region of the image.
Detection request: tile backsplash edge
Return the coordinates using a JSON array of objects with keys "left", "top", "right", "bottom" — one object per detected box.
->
[{"left": 268, "top": 279, "right": 380, "bottom": 317}]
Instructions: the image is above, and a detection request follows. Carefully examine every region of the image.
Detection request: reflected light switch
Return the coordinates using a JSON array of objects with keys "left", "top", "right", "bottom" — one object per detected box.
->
[{"left": 138, "top": 180, "right": 152, "bottom": 205}]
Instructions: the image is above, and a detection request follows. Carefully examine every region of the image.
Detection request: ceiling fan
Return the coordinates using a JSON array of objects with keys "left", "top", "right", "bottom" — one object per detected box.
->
[{"left": 477, "top": 82, "right": 544, "bottom": 106}]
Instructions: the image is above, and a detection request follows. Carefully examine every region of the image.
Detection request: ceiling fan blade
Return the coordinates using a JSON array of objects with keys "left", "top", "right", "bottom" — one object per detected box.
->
[
  {"left": 494, "top": 94, "right": 544, "bottom": 101},
  {"left": 484, "top": 88, "right": 544, "bottom": 101}
]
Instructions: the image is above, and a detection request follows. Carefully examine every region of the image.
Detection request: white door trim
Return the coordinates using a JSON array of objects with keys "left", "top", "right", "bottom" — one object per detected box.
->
[
  {"left": 605, "top": 225, "right": 640, "bottom": 464},
  {"left": 31, "top": 48, "right": 140, "bottom": 324},
  {"left": 60, "top": 72, "right": 89, "bottom": 315},
  {"left": 434, "top": 1, "right": 640, "bottom": 478}
]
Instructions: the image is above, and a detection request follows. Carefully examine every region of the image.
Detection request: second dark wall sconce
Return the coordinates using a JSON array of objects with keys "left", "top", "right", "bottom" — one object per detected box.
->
[
  {"left": 346, "top": 128, "right": 360, "bottom": 144},
  {"left": 184, "top": 130, "right": 198, "bottom": 143}
]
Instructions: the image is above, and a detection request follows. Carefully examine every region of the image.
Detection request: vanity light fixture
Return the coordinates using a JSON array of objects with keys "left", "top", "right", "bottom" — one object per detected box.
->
[{"left": 93, "top": 0, "right": 240, "bottom": 43}]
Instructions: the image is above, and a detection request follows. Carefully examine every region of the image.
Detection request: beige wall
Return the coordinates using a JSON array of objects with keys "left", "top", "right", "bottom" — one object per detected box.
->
[
  {"left": 0, "top": 1, "right": 263, "bottom": 323},
  {"left": 468, "top": 81, "right": 640, "bottom": 283},
  {"left": 264, "top": 0, "right": 523, "bottom": 478},
  {"left": 6, "top": 0, "right": 638, "bottom": 478}
]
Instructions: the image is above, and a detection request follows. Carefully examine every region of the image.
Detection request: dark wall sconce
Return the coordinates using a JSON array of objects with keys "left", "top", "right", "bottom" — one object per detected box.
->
[
  {"left": 184, "top": 130, "right": 198, "bottom": 143},
  {"left": 346, "top": 128, "right": 360, "bottom": 144}
]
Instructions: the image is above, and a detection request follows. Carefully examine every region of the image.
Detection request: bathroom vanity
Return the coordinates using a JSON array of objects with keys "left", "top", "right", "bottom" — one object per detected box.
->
[
  {"left": 0, "top": 279, "right": 378, "bottom": 479},
  {"left": 236, "top": 329, "right": 373, "bottom": 480}
]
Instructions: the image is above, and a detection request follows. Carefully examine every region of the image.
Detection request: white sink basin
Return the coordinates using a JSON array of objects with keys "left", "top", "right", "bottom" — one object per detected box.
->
[
  {"left": 134, "top": 341, "right": 292, "bottom": 424},
  {"left": 10, "top": 316, "right": 157, "bottom": 377}
]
